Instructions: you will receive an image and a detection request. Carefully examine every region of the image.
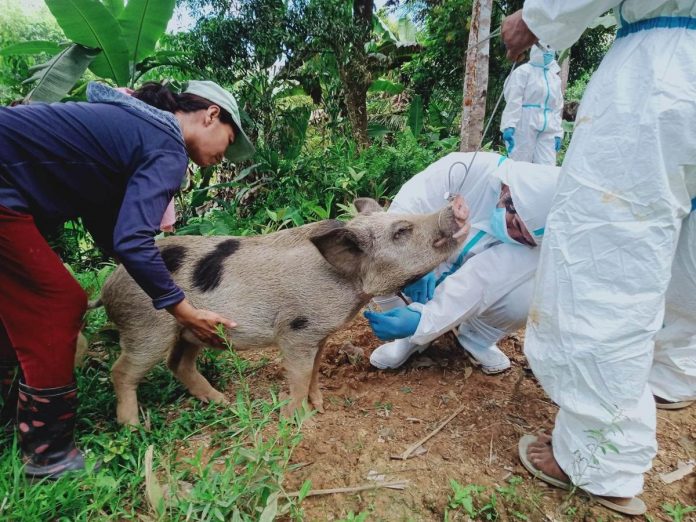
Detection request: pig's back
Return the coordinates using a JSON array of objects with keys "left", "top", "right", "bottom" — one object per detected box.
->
[{"left": 102, "top": 225, "right": 359, "bottom": 349}]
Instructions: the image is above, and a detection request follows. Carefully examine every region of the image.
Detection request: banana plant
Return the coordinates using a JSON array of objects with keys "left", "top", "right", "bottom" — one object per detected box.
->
[{"left": 1, "top": 0, "right": 178, "bottom": 103}]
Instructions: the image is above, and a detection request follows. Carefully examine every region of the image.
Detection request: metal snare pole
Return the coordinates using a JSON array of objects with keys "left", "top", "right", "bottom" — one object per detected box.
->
[{"left": 446, "top": 60, "right": 519, "bottom": 200}]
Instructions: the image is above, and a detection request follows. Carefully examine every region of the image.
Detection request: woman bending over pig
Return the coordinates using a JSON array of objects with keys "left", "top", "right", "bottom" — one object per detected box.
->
[{"left": 0, "top": 80, "right": 253, "bottom": 479}]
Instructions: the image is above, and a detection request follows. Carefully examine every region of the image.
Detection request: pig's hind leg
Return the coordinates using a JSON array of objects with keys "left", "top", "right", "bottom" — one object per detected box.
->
[
  {"left": 167, "top": 340, "right": 229, "bottom": 405},
  {"left": 112, "top": 332, "right": 174, "bottom": 426}
]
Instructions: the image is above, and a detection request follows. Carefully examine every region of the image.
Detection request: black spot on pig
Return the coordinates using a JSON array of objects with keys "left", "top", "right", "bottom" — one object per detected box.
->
[
  {"left": 290, "top": 317, "right": 309, "bottom": 330},
  {"left": 159, "top": 245, "right": 187, "bottom": 274},
  {"left": 193, "top": 239, "right": 240, "bottom": 292}
]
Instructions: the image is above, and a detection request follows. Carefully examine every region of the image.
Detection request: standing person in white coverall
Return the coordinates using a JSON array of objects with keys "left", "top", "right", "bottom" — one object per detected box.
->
[
  {"left": 500, "top": 44, "right": 563, "bottom": 165},
  {"left": 502, "top": 1, "right": 696, "bottom": 516},
  {"left": 365, "top": 152, "right": 559, "bottom": 373}
]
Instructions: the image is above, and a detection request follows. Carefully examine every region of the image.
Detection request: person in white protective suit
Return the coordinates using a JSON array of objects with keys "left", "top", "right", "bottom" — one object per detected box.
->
[
  {"left": 365, "top": 152, "right": 559, "bottom": 374},
  {"left": 499, "top": 44, "right": 563, "bottom": 166},
  {"left": 650, "top": 209, "right": 696, "bottom": 410},
  {"left": 502, "top": 0, "right": 696, "bottom": 516}
]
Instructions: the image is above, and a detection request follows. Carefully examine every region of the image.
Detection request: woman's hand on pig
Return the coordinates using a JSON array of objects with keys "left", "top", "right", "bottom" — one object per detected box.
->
[{"left": 167, "top": 299, "right": 236, "bottom": 348}]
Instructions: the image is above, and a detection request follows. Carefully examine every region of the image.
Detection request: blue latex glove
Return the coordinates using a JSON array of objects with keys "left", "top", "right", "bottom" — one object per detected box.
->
[
  {"left": 555, "top": 136, "right": 562, "bottom": 152},
  {"left": 502, "top": 127, "right": 515, "bottom": 153},
  {"left": 364, "top": 307, "right": 421, "bottom": 341},
  {"left": 403, "top": 271, "right": 436, "bottom": 304}
]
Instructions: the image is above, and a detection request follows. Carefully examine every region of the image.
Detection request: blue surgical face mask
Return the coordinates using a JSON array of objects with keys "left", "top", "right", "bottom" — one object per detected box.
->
[
  {"left": 543, "top": 52, "right": 554, "bottom": 66},
  {"left": 489, "top": 207, "right": 517, "bottom": 244}
]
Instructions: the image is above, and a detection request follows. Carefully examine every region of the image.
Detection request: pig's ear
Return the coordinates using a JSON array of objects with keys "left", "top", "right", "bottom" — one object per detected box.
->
[
  {"left": 354, "top": 198, "right": 383, "bottom": 215},
  {"left": 310, "top": 227, "right": 365, "bottom": 278}
]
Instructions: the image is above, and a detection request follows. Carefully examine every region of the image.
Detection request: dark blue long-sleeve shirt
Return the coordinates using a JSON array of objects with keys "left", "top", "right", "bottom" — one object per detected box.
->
[{"left": 0, "top": 101, "right": 188, "bottom": 309}]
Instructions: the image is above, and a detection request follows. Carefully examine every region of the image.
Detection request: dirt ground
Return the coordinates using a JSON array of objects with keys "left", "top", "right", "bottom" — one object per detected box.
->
[{"left": 233, "top": 316, "right": 696, "bottom": 521}]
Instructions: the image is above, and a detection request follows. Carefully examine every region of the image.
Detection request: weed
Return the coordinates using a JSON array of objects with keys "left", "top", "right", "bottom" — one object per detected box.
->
[
  {"left": 445, "top": 477, "right": 536, "bottom": 521},
  {"left": 374, "top": 401, "right": 393, "bottom": 417},
  {"left": 569, "top": 404, "right": 625, "bottom": 491},
  {"left": 663, "top": 502, "right": 696, "bottom": 522},
  {"left": 0, "top": 314, "right": 308, "bottom": 520}
]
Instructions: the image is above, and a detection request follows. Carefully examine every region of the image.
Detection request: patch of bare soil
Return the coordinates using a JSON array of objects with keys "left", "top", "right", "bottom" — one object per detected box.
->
[{"left": 234, "top": 317, "right": 695, "bottom": 521}]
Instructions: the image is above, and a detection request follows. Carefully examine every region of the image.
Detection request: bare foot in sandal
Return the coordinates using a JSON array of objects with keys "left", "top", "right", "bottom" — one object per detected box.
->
[
  {"left": 528, "top": 433, "right": 634, "bottom": 508},
  {"left": 527, "top": 433, "right": 569, "bottom": 483}
]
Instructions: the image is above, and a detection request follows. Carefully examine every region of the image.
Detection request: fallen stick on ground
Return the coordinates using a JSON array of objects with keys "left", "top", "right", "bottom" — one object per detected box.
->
[
  {"left": 144, "top": 445, "right": 164, "bottom": 514},
  {"left": 285, "top": 480, "right": 409, "bottom": 498},
  {"left": 392, "top": 403, "right": 468, "bottom": 460}
]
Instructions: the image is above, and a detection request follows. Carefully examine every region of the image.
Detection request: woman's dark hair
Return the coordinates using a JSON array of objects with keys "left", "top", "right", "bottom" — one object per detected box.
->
[{"left": 132, "top": 82, "right": 236, "bottom": 129}]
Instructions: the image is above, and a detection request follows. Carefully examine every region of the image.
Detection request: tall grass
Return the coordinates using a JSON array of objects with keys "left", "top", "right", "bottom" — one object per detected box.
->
[{"left": 0, "top": 324, "right": 309, "bottom": 521}]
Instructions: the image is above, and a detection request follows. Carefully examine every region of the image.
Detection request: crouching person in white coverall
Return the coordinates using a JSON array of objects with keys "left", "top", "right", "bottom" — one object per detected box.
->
[
  {"left": 502, "top": 0, "right": 696, "bottom": 516},
  {"left": 500, "top": 44, "right": 563, "bottom": 166},
  {"left": 365, "top": 152, "right": 559, "bottom": 374}
]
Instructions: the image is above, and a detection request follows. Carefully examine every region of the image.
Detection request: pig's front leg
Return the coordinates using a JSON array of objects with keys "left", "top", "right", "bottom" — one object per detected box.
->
[
  {"left": 308, "top": 341, "right": 327, "bottom": 413},
  {"left": 281, "top": 342, "right": 319, "bottom": 416}
]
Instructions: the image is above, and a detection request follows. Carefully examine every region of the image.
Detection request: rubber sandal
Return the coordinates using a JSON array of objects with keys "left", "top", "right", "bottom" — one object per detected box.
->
[
  {"left": 654, "top": 396, "right": 694, "bottom": 410},
  {"left": 592, "top": 495, "right": 646, "bottom": 516},
  {"left": 518, "top": 435, "right": 647, "bottom": 516}
]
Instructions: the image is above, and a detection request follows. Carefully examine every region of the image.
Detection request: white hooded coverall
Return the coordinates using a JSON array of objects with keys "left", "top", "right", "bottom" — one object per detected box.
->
[
  {"left": 500, "top": 45, "right": 563, "bottom": 166},
  {"left": 386, "top": 152, "right": 559, "bottom": 351},
  {"left": 522, "top": 0, "right": 696, "bottom": 498}
]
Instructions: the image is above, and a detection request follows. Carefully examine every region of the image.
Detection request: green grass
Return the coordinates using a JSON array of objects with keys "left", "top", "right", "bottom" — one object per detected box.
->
[{"left": 0, "top": 332, "right": 309, "bottom": 521}]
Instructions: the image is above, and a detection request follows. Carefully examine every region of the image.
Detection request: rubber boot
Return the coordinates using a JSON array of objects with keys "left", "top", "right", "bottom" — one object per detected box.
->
[
  {"left": 0, "top": 360, "right": 19, "bottom": 430},
  {"left": 17, "top": 380, "right": 92, "bottom": 479},
  {"left": 369, "top": 338, "right": 429, "bottom": 369}
]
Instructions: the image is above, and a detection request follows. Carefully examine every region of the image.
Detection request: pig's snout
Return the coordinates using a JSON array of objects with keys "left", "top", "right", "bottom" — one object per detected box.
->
[{"left": 434, "top": 198, "right": 470, "bottom": 248}]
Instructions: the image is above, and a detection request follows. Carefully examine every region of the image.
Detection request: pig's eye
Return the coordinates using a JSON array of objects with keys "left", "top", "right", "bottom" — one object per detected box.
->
[{"left": 392, "top": 224, "right": 413, "bottom": 241}]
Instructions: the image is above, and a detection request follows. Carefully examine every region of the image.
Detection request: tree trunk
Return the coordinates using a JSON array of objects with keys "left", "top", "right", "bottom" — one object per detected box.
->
[
  {"left": 354, "top": 0, "right": 373, "bottom": 26},
  {"left": 339, "top": 0, "right": 373, "bottom": 150},
  {"left": 342, "top": 69, "right": 370, "bottom": 149},
  {"left": 459, "top": 0, "right": 492, "bottom": 152}
]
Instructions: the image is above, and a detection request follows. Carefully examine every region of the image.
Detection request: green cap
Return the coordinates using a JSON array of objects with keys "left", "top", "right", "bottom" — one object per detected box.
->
[{"left": 183, "top": 80, "right": 255, "bottom": 162}]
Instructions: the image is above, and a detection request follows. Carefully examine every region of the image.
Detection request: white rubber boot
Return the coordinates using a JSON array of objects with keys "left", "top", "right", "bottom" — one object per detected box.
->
[
  {"left": 370, "top": 338, "right": 429, "bottom": 369},
  {"left": 456, "top": 335, "right": 511, "bottom": 374}
]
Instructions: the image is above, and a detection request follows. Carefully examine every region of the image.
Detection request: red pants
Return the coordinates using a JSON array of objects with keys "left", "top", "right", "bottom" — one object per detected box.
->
[{"left": 0, "top": 206, "right": 86, "bottom": 387}]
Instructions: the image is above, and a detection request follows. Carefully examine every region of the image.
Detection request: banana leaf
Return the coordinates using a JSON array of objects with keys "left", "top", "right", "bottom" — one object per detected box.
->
[
  {"left": 0, "top": 41, "right": 62, "bottom": 56},
  {"left": 45, "top": 0, "right": 130, "bottom": 85},
  {"left": 118, "top": 0, "right": 176, "bottom": 68},
  {"left": 23, "top": 43, "right": 101, "bottom": 103}
]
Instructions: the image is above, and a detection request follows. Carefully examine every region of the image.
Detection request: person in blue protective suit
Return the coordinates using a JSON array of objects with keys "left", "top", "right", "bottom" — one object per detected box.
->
[
  {"left": 499, "top": 43, "right": 563, "bottom": 166},
  {"left": 365, "top": 152, "right": 559, "bottom": 374},
  {"left": 0, "top": 80, "right": 254, "bottom": 479},
  {"left": 502, "top": 0, "right": 696, "bottom": 516}
]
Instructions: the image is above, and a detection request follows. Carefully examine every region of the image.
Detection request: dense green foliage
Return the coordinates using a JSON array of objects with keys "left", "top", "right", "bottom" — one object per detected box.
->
[
  {"left": 0, "top": 0, "right": 615, "bottom": 270},
  {"left": 0, "top": 0, "right": 64, "bottom": 103},
  {"left": 0, "top": 327, "right": 310, "bottom": 520}
]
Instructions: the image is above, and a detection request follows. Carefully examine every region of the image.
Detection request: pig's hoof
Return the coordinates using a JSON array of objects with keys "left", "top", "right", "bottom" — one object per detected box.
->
[
  {"left": 117, "top": 414, "right": 140, "bottom": 427},
  {"left": 310, "top": 398, "right": 325, "bottom": 414},
  {"left": 210, "top": 391, "right": 230, "bottom": 405},
  {"left": 280, "top": 403, "right": 299, "bottom": 419},
  {"left": 194, "top": 389, "right": 229, "bottom": 405},
  {"left": 281, "top": 400, "right": 310, "bottom": 421}
]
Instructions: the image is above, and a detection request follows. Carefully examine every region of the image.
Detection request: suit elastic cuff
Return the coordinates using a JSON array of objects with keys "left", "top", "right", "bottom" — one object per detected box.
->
[{"left": 152, "top": 288, "right": 185, "bottom": 310}]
